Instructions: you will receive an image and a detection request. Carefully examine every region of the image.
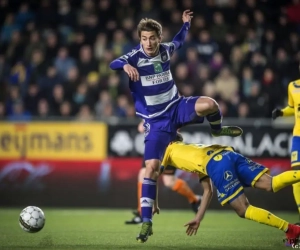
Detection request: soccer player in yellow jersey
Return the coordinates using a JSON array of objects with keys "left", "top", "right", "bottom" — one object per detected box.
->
[
  {"left": 272, "top": 78, "right": 300, "bottom": 216},
  {"left": 149, "top": 141, "right": 300, "bottom": 245}
]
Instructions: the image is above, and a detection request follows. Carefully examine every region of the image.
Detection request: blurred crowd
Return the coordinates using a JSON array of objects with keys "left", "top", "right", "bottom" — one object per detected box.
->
[{"left": 0, "top": 0, "right": 300, "bottom": 121}]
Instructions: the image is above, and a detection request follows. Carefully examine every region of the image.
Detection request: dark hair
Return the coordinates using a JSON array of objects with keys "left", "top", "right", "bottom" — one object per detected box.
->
[{"left": 137, "top": 18, "right": 162, "bottom": 38}]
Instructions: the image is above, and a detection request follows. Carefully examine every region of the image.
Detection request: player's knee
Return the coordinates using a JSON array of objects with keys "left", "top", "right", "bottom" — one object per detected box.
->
[
  {"left": 162, "top": 175, "right": 176, "bottom": 188},
  {"left": 232, "top": 199, "right": 250, "bottom": 218},
  {"left": 195, "top": 97, "right": 219, "bottom": 116},
  {"left": 145, "top": 160, "right": 159, "bottom": 171},
  {"left": 145, "top": 159, "right": 160, "bottom": 179},
  {"left": 235, "top": 205, "right": 249, "bottom": 218},
  {"left": 254, "top": 174, "right": 273, "bottom": 192}
]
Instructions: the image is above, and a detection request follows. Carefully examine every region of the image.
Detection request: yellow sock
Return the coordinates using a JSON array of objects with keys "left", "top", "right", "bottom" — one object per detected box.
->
[
  {"left": 245, "top": 205, "right": 289, "bottom": 232},
  {"left": 293, "top": 182, "right": 300, "bottom": 214},
  {"left": 272, "top": 170, "right": 300, "bottom": 193},
  {"left": 172, "top": 179, "right": 198, "bottom": 203}
]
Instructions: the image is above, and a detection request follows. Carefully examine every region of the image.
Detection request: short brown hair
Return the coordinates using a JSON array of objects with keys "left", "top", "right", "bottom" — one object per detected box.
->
[{"left": 137, "top": 18, "right": 162, "bottom": 38}]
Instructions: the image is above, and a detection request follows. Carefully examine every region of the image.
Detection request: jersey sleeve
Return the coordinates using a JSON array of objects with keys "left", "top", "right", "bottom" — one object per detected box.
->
[
  {"left": 109, "top": 48, "right": 138, "bottom": 70},
  {"left": 288, "top": 82, "right": 294, "bottom": 108},
  {"left": 161, "top": 42, "right": 177, "bottom": 57},
  {"left": 162, "top": 22, "right": 190, "bottom": 57}
]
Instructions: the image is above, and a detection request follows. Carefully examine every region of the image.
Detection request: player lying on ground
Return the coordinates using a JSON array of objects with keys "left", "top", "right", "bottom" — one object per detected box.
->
[
  {"left": 272, "top": 73, "right": 300, "bottom": 218},
  {"left": 138, "top": 141, "right": 300, "bottom": 244},
  {"left": 126, "top": 122, "right": 201, "bottom": 224},
  {"left": 110, "top": 10, "right": 243, "bottom": 242}
]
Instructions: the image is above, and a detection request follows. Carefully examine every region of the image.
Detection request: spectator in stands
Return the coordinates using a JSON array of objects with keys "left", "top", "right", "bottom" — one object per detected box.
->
[
  {"left": 54, "top": 47, "right": 75, "bottom": 80},
  {"left": 72, "top": 83, "right": 90, "bottom": 114},
  {"left": 215, "top": 67, "right": 239, "bottom": 102},
  {"left": 237, "top": 102, "right": 250, "bottom": 118},
  {"left": 241, "top": 66, "right": 257, "bottom": 98},
  {"left": 246, "top": 83, "right": 267, "bottom": 118},
  {"left": 210, "top": 12, "right": 228, "bottom": 43},
  {"left": 24, "top": 31, "right": 45, "bottom": 62},
  {"left": 5, "top": 31, "right": 24, "bottom": 64},
  {"left": 59, "top": 101, "right": 72, "bottom": 118},
  {"left": 1, "top": 14, "right": 20, "bottom": 43},
  {"left": 76, "top": 104, "right": 94, "bottom": 121},
  {"left": 196, "top": 30, "right": 218, "bottom": 63},
  {"left": 94, "top": 90, "right": 113, "bottom": 118},
  {"left": 261, "top": 29, "right": 277, "bottom": 62},
  {"left": 64, "top": 66, "right": 80, "bottom": 99},
  {"left": 45, "top": 32, "right": 59, "bottom": 61},
  {"left": 0, "top": 102, "right": 5, "bottom": 120},
  {"left": 50, "top": 84, "right": 65, "bottom": 115},
  {"left": 24, "top": 83, "right": 41, "bottom": 115},
  {"left": 8, "top": 101, "right": 31, "bottom": 121},
  {"left": 38, "top": 66, "right": 62, "bottom": 97},
  {"left": 77, "top": 45, "right": 98, "bottom": 77},
  {"left": 37, "top": 98, "right": 51, "bottom": 120}
]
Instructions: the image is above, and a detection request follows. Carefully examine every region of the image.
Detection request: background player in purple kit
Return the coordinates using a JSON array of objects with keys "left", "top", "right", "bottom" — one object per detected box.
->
[{"left": 110, "top": 10, "right": 243, "bottom": 243}]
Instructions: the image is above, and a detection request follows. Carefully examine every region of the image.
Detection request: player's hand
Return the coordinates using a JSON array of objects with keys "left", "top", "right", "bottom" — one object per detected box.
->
[
  {"left": 123, "top": 64, "right": 139, "bottom": 82},
  {"left": 272, "top": 108, "right": 283, "bottom": 120},
  {"left": 182, "top": 10, "right": 193, "bottom": 24},
  {"left": 137, "top": 120, "right": 145, "bottom": 133},
  {"left": 152, "top": 206, "right": 160, "bottom": 215},
  {"left": 184, "top": 218, "right": 200, "bottom": 236}
]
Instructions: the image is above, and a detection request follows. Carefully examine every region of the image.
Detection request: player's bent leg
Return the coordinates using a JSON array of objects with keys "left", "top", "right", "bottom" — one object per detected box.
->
[
  {"left": 140, "top": 159, "right": 159, "bottom": 221},
  {"left": 162, "top": 174, "right": 202, "bottom": 213},
  {"left": 137, "top": 131, "right": 175, "bottom": 242},
  {"left": 137, "top": 159, "right": 159, "bottom": 243},
  {"left": 194, "top": 97, "right": 242, "bottom": 137},
  {"left": 252, "top": 173, "right": 273, "bottom": 192},
  {"left": 139, "top": 167, "right": 146, "bottom": 182},
  {"left": 137, "top": 167, "right": 146, "bottom": 214},
  {"left": 229, "top": 193, "right": 250, "bottom": 218},
  {"left": 292, "top": 165, "right": 300, "bottom": 216},
  {"left": 194, "top": 96, "right": 219, "bottom": 117},
  {"left": 238, "top": 156, "right": 300, "bottom": 193},
  {"left": 162, "top": 174, "right": 176, "bottom": 188},
  {"left": 230, "top": 194, "right": 293, "bottom": 233},
  {"left": 271, "top": 170, "right": 300, "bottom": 193},
  {"left": 145, "top": 159, "right": 160, "bottom": 179}
]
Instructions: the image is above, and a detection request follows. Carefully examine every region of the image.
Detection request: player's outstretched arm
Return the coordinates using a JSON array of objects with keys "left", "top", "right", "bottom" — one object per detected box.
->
[
  {"left": 272, "top": 106, "right": 294, "bottom": 120},
  {"left": 171, "top": 10, "right": 193, "bottom": 50},
  {"left": 184, "top": 177, "right": 213, "bottom": 236},
  {"left": 273, "top": 82, "right": 295, "bottom": 120}
]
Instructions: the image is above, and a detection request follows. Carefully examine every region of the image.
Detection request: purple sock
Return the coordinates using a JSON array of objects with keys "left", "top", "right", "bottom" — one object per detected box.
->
[
  {"left": 206, "top": 110, "right": 222, "bottom": 132},
  {"left": 140, "top": 178, "right": 156, "bottom": 223}
]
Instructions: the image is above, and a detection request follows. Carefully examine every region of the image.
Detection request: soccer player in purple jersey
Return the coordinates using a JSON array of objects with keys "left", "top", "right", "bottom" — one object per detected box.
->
[{"left": 110, "top": 10, "right": 243, "bottom": 243}]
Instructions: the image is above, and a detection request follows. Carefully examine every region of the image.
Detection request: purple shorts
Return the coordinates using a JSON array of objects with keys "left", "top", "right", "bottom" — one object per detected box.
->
[{"left": 143, "top": 96, "right": 204, "bottom": 161}]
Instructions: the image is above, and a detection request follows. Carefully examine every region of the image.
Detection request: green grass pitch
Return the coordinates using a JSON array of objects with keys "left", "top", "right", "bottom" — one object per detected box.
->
[{"left": 0, "top": 208, "right": 298, "bottom": 250}]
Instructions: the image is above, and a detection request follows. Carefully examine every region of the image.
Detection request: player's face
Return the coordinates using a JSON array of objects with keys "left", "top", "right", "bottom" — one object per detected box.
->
[{"left": 140, "top": 31, "right": 161, "bottom": 57}]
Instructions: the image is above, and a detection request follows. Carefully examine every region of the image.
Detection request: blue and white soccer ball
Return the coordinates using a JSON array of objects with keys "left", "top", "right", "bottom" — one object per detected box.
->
[{"left": 19, "top": 206, "right": 45, "bottom": 233}]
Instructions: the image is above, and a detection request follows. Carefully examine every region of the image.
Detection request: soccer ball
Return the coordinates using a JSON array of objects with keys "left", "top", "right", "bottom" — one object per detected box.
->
[{"left": 19, "top": 206, "right": 45, "bottom": 233}]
